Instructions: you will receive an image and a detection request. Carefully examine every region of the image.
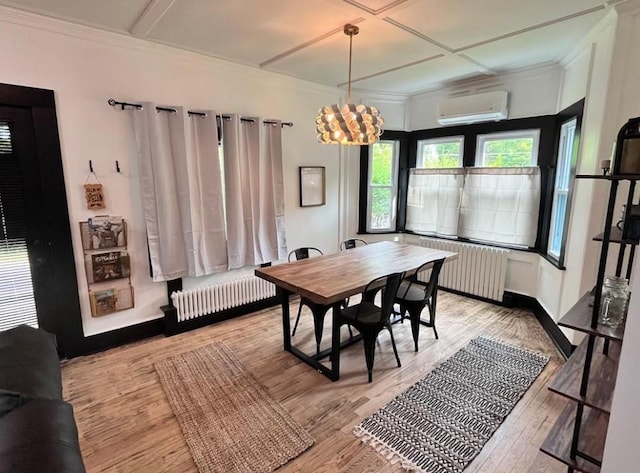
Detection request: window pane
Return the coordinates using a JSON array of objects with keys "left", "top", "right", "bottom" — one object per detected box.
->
[
  {"left": 417, "top": 137, "right": 463, "bottom": 168},
  {"left": 476, "top": 130, "right": 540, "bottom": 167},
  {"left": 370, "top": 142, "right": 394, "bottom": 185},
  {"left": 370, "top": 187, "right": 392, "bottom": 230},
  {"left": 548, "top": 118, "right": 578, "bottom": 260},
  {"left": 367, "top": 140, "right": 398, "bottom": 232},
  {"left": 549, "top": 192, "right": 568, "bottom": 256}
]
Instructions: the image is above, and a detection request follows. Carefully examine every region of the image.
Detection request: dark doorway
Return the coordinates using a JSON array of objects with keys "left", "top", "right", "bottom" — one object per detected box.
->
[{"left": 0, "top": 83, "right": 84, "bottom": 357}]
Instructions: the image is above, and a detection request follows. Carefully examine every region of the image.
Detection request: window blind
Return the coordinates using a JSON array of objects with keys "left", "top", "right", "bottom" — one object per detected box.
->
[
  {"left": 459, "top": 167, "right": 541, "bottom": 247},
  {"left": 405, "top": 168, "right": 464, "bottom": 236},
  {"left": 0, "top": 122, "right": 39, "bottom": 331}
]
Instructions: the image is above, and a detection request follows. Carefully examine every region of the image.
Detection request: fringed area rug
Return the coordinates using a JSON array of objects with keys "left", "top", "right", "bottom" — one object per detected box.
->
[
  {"left": 354, "top": 336, "right": 549, "bottom": 473},
  {"left": 155, "top": 343, "right": 314, "bottom": 473}
]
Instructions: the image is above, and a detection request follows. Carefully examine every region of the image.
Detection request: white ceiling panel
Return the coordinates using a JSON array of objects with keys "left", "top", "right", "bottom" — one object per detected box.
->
[
  {"left": 0, "top": 0, "right": 621, "bottom": 96},
  {"left": 266, "top": 19, "right": 444, "bottom": 87},
  {"left": 351, "top": 54, "right": 482, "bottom": 95},
  {"left": 146, "top": 0, "right": 361, "bottom": 65},
  {"left": 0, "top": 0, "right": 150, "bottom": 32},
  {"left": 343, "top": 0, "right": 409, "bottom": 14},
  {"left": 463, "top": 11, "right": 605, "bottom": 73},
  {"left": 387, "top": 0, "right": 607, "bottom": 50}
]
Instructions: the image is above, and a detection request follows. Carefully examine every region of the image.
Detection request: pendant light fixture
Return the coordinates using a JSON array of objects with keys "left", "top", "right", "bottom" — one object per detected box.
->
[{"left": 316, "top": 24, "right": 384, "bottom": 145}]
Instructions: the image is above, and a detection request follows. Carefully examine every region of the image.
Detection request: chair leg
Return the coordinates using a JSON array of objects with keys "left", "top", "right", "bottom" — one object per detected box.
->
[
  {"left": 340, "top": 299, "right": 354, "bottom": 338},
  {"left": 386, "top": 323, "right": 401, "bottom": 368},
  {"left": 311, "top": 306, "right": 328, "bottom": 354},
  {"left": 291, "top": 301, "right": 304, "bottom": 336},
  {"left": 429, "top": 293, "right": 439, "bottom": 340},
  {"left": 362, "top": 335, "right": 377, "bottom": 383},
  {"left": 408, "top": 306, "right": 421, "bottom": 352}
]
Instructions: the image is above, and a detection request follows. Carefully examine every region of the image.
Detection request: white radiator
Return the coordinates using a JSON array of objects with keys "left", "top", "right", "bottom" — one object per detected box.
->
[
  {"left": 171, "top": 275, "right": 276, "bottom": 322},
  {"left": 418, "top": 237, "right": 509, "bottom": 302}
]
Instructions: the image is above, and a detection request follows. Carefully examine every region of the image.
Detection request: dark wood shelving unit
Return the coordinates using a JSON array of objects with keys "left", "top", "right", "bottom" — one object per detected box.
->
[
  {"left": 548, "top": 337, "right": 621, "bottom": 413},
  {"left": 592, "top": 226, "right": 639, "bottom": 245},
  {"left": 541, "top": 404, "right": 609, "bottom": 473},
  {"left": 576, "top": 173, "right": 640, "bottom": 180},
  {"left": 558, "top": 293, "right": 625, "bottom": 341},
  {"left": 541, "top": 118, "right": 640, "bottom": 473}
]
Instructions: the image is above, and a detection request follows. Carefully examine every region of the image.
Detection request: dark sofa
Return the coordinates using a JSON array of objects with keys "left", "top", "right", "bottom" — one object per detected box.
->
[{"left": 0, "top": 325, "right": 86, "bottom": 473}]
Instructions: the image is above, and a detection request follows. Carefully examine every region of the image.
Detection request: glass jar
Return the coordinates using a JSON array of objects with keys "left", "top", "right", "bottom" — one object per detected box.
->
[{"left": 598, "top": 276, "right": 630, "bottom": 327}]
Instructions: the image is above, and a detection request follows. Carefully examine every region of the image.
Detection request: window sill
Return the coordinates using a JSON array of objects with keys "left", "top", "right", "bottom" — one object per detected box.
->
[{"left": 540, "top": 253, "right": 566, "bottom": 270}]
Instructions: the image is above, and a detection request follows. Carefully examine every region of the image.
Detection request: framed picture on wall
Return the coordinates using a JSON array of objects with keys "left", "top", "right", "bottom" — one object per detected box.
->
[{"left": 299, "top": 166, "right": 326, "bottom": 207}]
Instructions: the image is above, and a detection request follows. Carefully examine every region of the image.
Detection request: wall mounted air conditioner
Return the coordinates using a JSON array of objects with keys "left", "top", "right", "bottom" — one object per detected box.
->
[{"left": 437, "top": 91, "right": 509, "bottom": 125}]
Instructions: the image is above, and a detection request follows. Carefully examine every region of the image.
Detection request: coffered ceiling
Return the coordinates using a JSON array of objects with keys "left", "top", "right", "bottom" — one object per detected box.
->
[{"left": 0, "top": 0, "right": 626, "bottom": 96}]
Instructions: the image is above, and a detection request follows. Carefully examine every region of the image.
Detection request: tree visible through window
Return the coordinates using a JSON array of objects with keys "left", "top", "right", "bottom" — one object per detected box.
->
[
  {"left": 417, "top": 136, "right": 463, "bottom": 168},
  {"left": 367, "top": 141, "right": 398, "bottom": 231},
  {"left": 476, "top": 130, "right": 540, "bottom": 167}
]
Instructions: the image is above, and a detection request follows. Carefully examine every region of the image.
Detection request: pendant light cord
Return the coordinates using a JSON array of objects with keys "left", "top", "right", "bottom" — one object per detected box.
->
[{"left": 347, "top": 32, "right": 353, "bottom": 104}]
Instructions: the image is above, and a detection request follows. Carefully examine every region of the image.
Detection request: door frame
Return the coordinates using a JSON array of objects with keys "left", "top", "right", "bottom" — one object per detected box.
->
[{"left": 0, "top": 82, "right": 84, "bottom": 357}]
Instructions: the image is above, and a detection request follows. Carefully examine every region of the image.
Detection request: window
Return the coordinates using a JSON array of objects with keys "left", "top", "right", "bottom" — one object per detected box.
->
[
  {"left": 459, "top": 167, "right": 541, "bottom": 247},
  {"left": 0, "top": 122, "right": 38, "bottom": 331},
  {"left": 476, "top": 130, "right": 540, "bottom": 167},
  {"left": 548, "top": 118, "right": 577, "bottom": 261},
  {"left": 367, "top": 140, "right": 399, "bottom": 232},
  {"left": 417, "top": 136, "right": 464, "bottom": 168},
  {"left": 359, "top": 110, "right": 582, "bottom": 254}
]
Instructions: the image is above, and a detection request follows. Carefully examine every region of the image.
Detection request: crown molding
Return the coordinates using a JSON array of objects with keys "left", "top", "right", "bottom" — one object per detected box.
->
[
  {"left": 408, "top": 62, "right": 562, "bottom": 99},
  {"left": 613, "top": 0, "right": 640, "bottom": 15},
  {"left": 0, "top": 5, "right": 342, "bottom": 97}
]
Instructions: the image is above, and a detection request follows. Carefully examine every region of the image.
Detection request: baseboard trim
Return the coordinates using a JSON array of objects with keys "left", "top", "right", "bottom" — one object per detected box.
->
[
  {"left": 73, "top": 289, "right": 570, "bottom": 359},
  {"left": 166, "top": 296, "right": 280, "bottom": 336},
  {"left": 74, "top": 296, "right": 280, "bottom": 357},
  {"left": 77, "top": 318, "right": 164, "bottom": 357},
  {"left": 505, "top": 291, "right": 573, "bottom": 359},
  {"left": 438, "top": 287, "right": 504, "bottom": 306}
]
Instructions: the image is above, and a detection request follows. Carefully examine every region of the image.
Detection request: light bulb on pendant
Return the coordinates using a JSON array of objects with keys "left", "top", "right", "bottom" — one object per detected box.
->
[{"left": 315, "top": 24, "right": 384, "bottom": 145}]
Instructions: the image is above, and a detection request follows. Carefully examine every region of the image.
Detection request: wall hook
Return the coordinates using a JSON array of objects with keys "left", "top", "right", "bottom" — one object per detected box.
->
[
  {"left": 89, "top": 160, "right": 93, "bottom": 173},
  {"left": 115, "top": 160, "right": 121, "bottom": 173}
]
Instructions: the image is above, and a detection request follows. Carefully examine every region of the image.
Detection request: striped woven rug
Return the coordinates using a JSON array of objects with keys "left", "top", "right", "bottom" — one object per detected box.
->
[
  {"left": 155, "top": 342, "right": 313, "bottom": 473},
  {"left": 354, "top": 336, "right": 549, "bottom": 473}
]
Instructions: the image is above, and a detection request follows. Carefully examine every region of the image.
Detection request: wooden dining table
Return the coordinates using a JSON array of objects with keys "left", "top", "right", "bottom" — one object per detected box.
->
[{"left": 254, "top": 241, "right": 456, "bottom": 381}]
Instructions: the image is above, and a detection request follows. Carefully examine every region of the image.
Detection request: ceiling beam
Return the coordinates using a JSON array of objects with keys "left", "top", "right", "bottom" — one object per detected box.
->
[
  {"left": 260, "top": 18, "right": 365, "bottom": 68},
  {"left": 131, "top": 0, "right": 176, "bottom": 37},
  {"left": 342, "top": 0, "right": 408, "bottom": 16}
]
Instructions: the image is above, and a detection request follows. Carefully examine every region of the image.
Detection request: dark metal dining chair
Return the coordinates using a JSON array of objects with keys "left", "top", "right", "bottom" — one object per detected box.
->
[
  {"left": 337, "top": 272, "right": 404, "bottom": 383},
  {"left": 394, "top": 258, "right": 445, "bottom": 352},
  {"left": 288, "top": 247, "right": 334, "bottom": 354},
  {"left": 340, "top": 238, "right": 368, "bottom": 251}
]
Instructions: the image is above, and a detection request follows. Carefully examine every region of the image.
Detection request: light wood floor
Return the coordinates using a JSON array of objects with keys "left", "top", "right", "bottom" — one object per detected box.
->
[{"left": 62, "top": 292, "right": 569, "bottom": 473}]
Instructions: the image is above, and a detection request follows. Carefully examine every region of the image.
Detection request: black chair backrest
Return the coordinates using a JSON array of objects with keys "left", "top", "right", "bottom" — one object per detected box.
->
[
  {"left": 398, "top": 258, "right": 445, "bottom": 300},
  {"left": 288, "top": 247, "right": 323, "bottom": 262},
  {"left": 359, "top": 272, "right": 404, "bottom": 321},
  {"left": 340, "top": 238, "right": 368, "bottom": 251}
]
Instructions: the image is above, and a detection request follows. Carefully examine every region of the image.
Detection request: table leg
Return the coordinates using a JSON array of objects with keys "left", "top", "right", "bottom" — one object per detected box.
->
[
  {"left": 278, "top": 287, "right": 291, "bottom": 351},
  {"left": 330, "top": 302, "right": 341, "bottom": 381}
]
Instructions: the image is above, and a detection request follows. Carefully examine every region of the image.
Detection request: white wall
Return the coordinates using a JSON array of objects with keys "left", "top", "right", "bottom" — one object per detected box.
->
[
  {"left": 408, "top": 64, "right": 562, "bottom": 131},
  {"left": 405, "top": 63, "right": 564, "bottom": 311},
  {"left": 599, "top": 3, "right": 640, "bottom": 471},
  {"left": 0, "top": 8, "right": 350, "bottom": 336}
]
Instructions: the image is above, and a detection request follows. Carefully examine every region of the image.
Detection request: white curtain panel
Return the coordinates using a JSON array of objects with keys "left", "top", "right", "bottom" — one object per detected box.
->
[
  {"left": 459, "top": 167, "right": 541, "bottom": 247},
  {"left": 262, "top": 121, "right": 287, "bottom": 260},
  {"left": 223, "top": 115, "right": 285, "bottom": 268},
  {"left": 133, "top": 103, "right": 190, "bottom": 281},
  {"left": 405, "top": 168, "right": 464, "bottom": 236},
  {"left": 186, "top": 112, "right": 227, "bottom": 276}
]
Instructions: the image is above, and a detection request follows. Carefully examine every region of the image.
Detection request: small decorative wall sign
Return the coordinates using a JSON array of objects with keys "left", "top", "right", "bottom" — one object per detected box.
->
[
  {"left": 84, "top": 183, "right": 105, "bottom": 210},
  {"left": 299, "top": 166, "right": 326, "bottom": 207}
]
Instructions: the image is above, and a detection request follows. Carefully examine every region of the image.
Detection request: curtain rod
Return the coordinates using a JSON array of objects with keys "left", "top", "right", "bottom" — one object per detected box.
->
[{"left": 107, "top": 99, "right": 293, "bottom": 127}]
